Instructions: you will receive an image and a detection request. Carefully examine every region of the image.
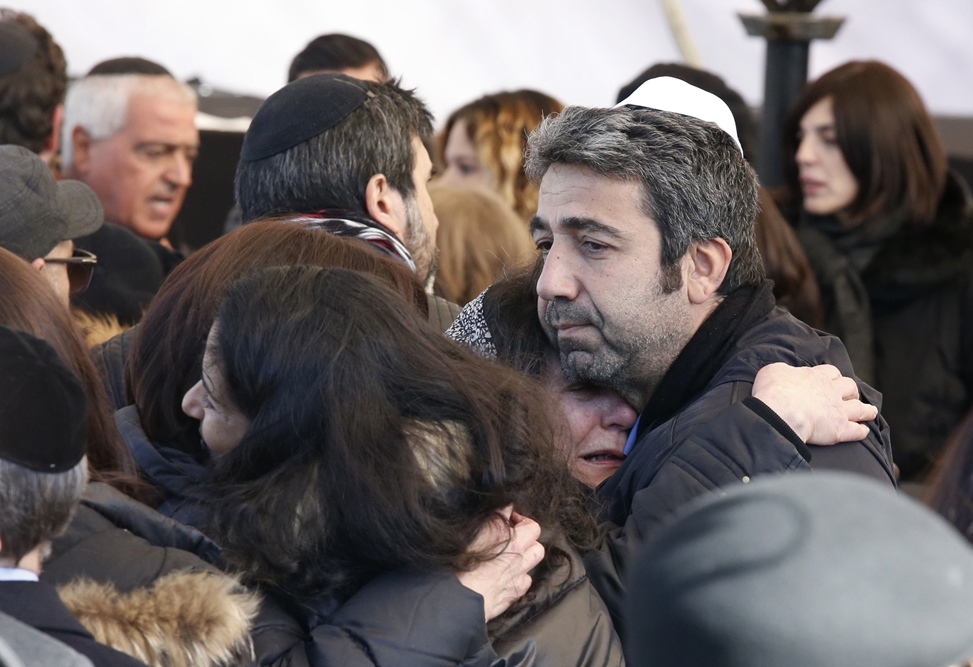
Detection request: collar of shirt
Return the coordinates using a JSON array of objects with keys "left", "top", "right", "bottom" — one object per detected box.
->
[
  {"left": 0, "top": 567, "right": 39, "bottom": 582},
  {"left": 623, "top": 414, "right": 642, "bottom": 456}
]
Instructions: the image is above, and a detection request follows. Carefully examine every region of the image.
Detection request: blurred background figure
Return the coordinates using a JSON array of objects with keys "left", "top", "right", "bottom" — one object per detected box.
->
[
  {"left": 625, "top": 473, "right": 973, "bottom": 667},
  {"left": 61, "top": 57, "right": 197, "bottom": 340},
  {"left": 0, "top": 9, "right": 67, "bottom": 167},
  {"left": 617, "top": 63, "right": 823, "bottom": 328},
  {"left": 778, "top": 60, "right": 973, "bottom": 482},
  {"left": 436, "top": 89, "right": 563, "bottom": 223},
  {"left": 288, "top": 32, "right": 389, "bottom": 83},
  {"left": 430, "top": 185, "right": 534, "bottom": 306}
]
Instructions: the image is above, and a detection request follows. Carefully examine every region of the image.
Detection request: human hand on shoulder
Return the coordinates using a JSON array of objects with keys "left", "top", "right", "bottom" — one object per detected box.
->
[
  {"left": 753, "top": 363, "right": 878, "bottom": 445},
  {"left": 455, "top": 505, "right": 545, "bottom": 621}
]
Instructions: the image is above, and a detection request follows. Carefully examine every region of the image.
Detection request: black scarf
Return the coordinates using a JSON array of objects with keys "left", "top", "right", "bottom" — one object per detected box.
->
[{"left": 633, "top": 280, "right": 776, "bottom": 443}]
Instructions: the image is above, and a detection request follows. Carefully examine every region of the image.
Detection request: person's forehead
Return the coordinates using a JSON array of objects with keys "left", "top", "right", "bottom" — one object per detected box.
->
[
  {"left": 122, "top": 92, "right": 198, "bottom": 139},
  {"left": 535, "top": 164, "right": 651, "bottom": 230}
]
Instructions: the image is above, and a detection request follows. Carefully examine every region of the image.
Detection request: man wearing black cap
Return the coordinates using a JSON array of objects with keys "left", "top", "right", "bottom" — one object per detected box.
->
[
  {"left": 0, "top": 10, "right": 67, "bottom": 166},
  {"left": 235, "top": 73, "right": 455, "bottom": 329},
  {"left": 0, "top": 326, "right": 147, "bottom": 667},
  {"left": 0, "top": 145, "right": 102, "bottom": 306}
]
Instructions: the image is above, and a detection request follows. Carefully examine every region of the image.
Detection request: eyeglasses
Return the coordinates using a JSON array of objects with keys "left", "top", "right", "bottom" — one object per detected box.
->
[{"left": 43, "top": 248, "right": 97, "bottom": 296}]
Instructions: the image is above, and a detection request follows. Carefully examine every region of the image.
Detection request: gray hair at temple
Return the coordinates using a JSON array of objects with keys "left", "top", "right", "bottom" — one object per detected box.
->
[
  {"left": 60, "top": 74, "right": 196, "bottom": 171},
  {"left": 524, "top": 105, "right": 763, "bottom": 294},
  {"left": 0, "top": 456, "right": 87, "bottom": 564}
]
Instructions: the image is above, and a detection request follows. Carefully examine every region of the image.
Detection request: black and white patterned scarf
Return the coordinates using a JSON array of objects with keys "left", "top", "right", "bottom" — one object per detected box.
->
[{"left": 285, "top": 209, "right": 416, "bottom": 274}]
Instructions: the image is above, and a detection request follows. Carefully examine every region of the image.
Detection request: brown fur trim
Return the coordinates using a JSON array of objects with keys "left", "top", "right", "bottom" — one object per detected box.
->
[
  {"left": 59, "top": 570, "right": 259, "bottom": 667},
  {"left": 72, "top": 309, "right": 129, "bottom": 348}
]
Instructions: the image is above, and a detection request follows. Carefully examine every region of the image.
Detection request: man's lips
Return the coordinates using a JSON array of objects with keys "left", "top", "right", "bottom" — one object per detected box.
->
[{"left": 550, "top": 321, "right": 591, "bottom": 334}]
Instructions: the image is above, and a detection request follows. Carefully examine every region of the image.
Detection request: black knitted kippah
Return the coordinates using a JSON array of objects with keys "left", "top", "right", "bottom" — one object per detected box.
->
[
  {"left": 0, "top": 22, "right": 38, "bottom": 78},
  {"left": 87, "top": 56, "right": 172, "bottom": 76},
  {"left": 240, "top": 73, "right": 372, "bottom": 162},
  {"left": 0, "top": 326, "right": 86, "bottom": 472}
]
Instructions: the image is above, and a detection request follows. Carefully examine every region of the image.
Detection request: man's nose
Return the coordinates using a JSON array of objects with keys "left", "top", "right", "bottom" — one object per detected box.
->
[
  {"left": 536, "top": 247, "right": 580, "bottom": 302},
  {"left": 165, "top": 151, "right": 194, "bottom": 188}
]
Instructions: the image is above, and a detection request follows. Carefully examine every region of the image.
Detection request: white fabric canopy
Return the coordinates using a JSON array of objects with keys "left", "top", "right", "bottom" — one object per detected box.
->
[{"left": 14, "top": 0, "right": 973, "bottom": 123}]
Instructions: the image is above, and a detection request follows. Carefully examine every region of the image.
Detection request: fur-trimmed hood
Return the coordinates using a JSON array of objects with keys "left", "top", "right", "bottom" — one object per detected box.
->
[{"left": 59, "top": 570, "right": 259, "bottom": 667}]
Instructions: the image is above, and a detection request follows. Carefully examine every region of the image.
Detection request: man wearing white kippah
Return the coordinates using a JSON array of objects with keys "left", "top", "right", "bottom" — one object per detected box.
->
[{"left": 524, "top": 78, "right": 896, "bottom": 641}]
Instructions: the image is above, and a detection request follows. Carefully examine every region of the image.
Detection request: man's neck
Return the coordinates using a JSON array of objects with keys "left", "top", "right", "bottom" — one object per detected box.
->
[
  {"left": 1, "top": 545, "right": 46, "bottom": 575},
  {"left": 627, "top": 295, "right": 724, "bottom": 411}
]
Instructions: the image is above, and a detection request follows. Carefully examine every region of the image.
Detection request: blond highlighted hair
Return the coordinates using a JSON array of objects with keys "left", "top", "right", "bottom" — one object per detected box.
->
[{"left": 437, "top": 90, "right": 563, "bottom": 223}]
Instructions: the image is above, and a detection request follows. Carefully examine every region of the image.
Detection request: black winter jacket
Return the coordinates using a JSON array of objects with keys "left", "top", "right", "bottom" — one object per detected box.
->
[
  {"left": 795, "top": 172, "right": 973, "bottom": 480},
  {"left": 585, "top": 283, "right": 895, "bottom": 641}
]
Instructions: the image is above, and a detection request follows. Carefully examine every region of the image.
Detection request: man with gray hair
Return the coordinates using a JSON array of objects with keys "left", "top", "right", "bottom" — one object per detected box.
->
[
  {"left": 61, "top": 58, "right": 198, "bottom": 244},
  {"left": 525, "top": 78, "right": 895, "bottom": 638},
  {"left": 61, "top": 58, "right": 197, "bottom": 331},
  {"left": 0, "top": 326, "right": 145, "bottom": 667}
]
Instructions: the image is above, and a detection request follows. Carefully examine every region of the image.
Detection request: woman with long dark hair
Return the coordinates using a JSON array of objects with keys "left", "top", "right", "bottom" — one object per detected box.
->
[
  {"left": 779, "top": 60, "right": 973, "bottom": 481},
  {"left": 182, "top": 265, "right": 621, "bottom": 666}
]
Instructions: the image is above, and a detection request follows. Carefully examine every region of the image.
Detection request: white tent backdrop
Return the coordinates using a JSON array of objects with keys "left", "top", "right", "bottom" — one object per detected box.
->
[{"left": 9, "top": 0, "right": 973, "bottom": 124}]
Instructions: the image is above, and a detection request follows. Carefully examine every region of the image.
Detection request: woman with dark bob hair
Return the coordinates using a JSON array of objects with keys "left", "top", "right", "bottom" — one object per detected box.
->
[
  {"left": 182, "top": 265, "right": 621, "bottom": 665},
  {"left": 779, "top": 60, "right": 973, "bottom": 481}
]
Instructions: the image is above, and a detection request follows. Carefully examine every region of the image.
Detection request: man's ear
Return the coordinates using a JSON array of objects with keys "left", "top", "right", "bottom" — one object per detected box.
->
[
  {"left": 70, "top": 126, "right": 95, "bottom": 176},
  {"left": 685, "top": 238, "right": 732, "bottom": 304},
  {"left": 30, "top": 257, "right": 46, "bottom": 272},
  {"left": 364, "top": 173, "right": 407, "bottom": 240}
]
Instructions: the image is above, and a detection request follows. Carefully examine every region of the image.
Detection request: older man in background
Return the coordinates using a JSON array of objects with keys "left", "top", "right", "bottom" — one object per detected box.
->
[{"left": 60, "top": 58, "right": 198, "bottom": 337}]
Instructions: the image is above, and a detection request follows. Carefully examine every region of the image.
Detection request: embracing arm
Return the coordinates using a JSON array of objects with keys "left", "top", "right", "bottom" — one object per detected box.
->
[
  {"left": 586, "top": 362, "right": 884, "bottom": 641},
  {"left": 254, "top": 512, "right": 545, "bottom": 667}
]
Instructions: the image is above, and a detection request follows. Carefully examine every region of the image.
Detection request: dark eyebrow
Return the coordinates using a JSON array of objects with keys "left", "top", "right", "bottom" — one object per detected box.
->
[
  {"left": 529, "top": 216, "right": 550, "bottom": 234},
  {"left": 560, "top": 216, "right": 625, "bottom": 240}
]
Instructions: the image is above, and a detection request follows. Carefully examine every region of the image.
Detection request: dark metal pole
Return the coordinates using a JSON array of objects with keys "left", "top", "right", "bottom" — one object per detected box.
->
[{"left": 739, "top": 4, "right": 844, "bottom": 187}]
